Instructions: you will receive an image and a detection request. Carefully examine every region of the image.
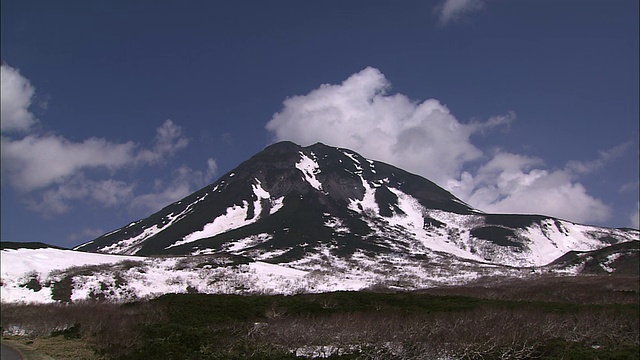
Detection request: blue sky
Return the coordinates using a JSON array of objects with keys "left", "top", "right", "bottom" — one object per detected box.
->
[{"left": 2, "top": 0, "right": 638, "bottom": 247}]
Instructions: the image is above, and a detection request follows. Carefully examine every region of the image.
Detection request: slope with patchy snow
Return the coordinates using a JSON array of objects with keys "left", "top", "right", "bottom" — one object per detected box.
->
[
  {"left": 0, "top": 246, "right": 533, "bottom": 304},
  {"left": 74, "top": 142, "right": 637, "bottom": 271},
  {"left": 3, "top": 236, "right": 638, "bottom": 304},
  {"left": 11, "top": 141, "right": 635, "bottom": 303}
]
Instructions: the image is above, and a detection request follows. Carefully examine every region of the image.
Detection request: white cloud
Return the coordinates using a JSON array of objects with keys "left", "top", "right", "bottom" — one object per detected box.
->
[
  {"left": 27, "top": 177, "right": 135, "bottom": 216},
  {"left": 205, "top": 158, "right": 219, "bottom": 182},
  {"left": 1, "top": 119, "right": 189, "bottom": 192},
  {"left": 0, "top": 64, "right": 199, "bottom": 217},
  {"left": 136, "top": 119, "right": 190, "bottom": 164},
  {"left": 0, "top": 63, "right": 190, "bottom": 192},
  {"left": 2, "top": 121, "right": 206, "bottom": 216},
  {"left": 620, "top": 180, "right": 639, "bottom": 194},
  {"left": 267, "top": 67, "right": 614, "bottom": 224},
  {"left": 267, "top": 67, "right": 507, "bottom": 186},
  {"left": 2, "top": 134, "right": 137, "bottom": 191},
  {"left": 434, "top": 0, "right": 485, "bottom": 26},
  {"left": 1, "top": 63, "right": 38, "bottom": 132},
  {"left": 24, "top": 156, "right": 218, "bottom": 217},
  {"left": 447, "top": 152, "right": 612, "bottom": 223},
  {"left": 566, "top": 142, "right": 630, "bottom": 175},
  {"left": 468, "top": 112, "right": 515, "bottom": 134}
]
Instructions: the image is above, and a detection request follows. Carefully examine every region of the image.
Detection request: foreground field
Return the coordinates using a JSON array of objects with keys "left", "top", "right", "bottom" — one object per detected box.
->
[{"left": 1, "top": 274, "right": 638, "bottom": 359}]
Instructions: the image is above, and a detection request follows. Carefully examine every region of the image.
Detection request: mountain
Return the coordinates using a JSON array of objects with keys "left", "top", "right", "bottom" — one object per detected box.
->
[
  {"left": 548, "top": 240, "right": 639, "bottom": 275},
  {"left": 0, "top": 241, "right": 67, "bottom": 250},
  {"left": 3, "top": 141, "right": 638, "bottom": 303},
  {"left": 76, "top": 141, "right": 638, "bottom": 269}
]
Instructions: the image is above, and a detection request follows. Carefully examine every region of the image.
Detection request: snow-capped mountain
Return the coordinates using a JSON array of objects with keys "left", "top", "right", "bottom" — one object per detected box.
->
[
  {"left": 3, "top": 142, "right": 638, "bottom": 303},
  {"left": 76, "top": 141, "right": 638, "bottom": 268}
]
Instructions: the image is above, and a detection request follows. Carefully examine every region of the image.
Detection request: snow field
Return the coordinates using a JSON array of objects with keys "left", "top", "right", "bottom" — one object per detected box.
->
[{"left": 1, "top": 248, "right": 141, "bottom": 303}]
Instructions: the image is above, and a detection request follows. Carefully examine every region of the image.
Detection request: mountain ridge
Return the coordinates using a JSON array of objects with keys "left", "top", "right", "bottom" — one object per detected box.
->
[
  {"left": 75, "top": 141, "right": 638, "bottom": 269},
  {"left": 2, "top": 142, "right": 638, "bottom": 303}
]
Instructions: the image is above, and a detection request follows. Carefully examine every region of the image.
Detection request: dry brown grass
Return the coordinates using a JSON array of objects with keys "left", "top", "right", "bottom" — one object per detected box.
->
[
  {"left": 1, "top": 301, "right": 165, "bottom": 359},
  {"left": 258, "top": 306, "right": 638, "bottom": 358},
  {"left": 1, "top": 274, "right": 638, "bottom": 359},
  {"left": 418, "top": 274, "right": 640, "bottom": 304},
  {"left": 4, "top": 336, "right": 103, "bottom": 360}
]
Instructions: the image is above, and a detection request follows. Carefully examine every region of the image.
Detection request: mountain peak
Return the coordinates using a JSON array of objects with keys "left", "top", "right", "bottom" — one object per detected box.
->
[
  {"left": 76, "top": 142, "right": 638, "bottom": 270},
  {"left": 262, "top": 140, "right": 302, "bottom": 153}
]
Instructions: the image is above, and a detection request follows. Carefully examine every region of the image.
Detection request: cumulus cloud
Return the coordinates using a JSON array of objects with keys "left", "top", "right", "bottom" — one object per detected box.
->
[
  {"left": 205, "top": 158, "right": 219, "bottom": 182},
  {"left": 446, "top": 152, "right": 612, "bottom": 223},
  {"left": 24, "top": 157, "right": 218, "bottom": 217},
  {"left": 566, "top": 142, "right": 631, "bottom": 175},
  {"left": 267, "top": 67, "right": 507, "bottom": 186},
  {"left": 2, "top": 134, "right": 137, "bottom": 191},
  {"left": 1, "top": 119, "right": 189, "bottom": 192},
  {"left": 267, "top": 67, "right": 614, "bottom": 224},
  {"left": 136, "top": 119, "right": 190, "bottom": 164},
  {"left": 434, "top": 0, "right": 485, "bottom": 26},
  {"left": 1, "top": 63, "right": 38, "bottom": 132},
  {"left": 26, "top": 177, "right": 135, "bottom": 216},
  {"left": 0, "top": 63, "right": 213, "bottom": 217}
]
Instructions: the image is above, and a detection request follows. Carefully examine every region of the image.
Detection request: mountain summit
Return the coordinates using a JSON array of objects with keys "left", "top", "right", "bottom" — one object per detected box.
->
[{"left": 76, "top": 141, "right": 637, "bottom": 269}]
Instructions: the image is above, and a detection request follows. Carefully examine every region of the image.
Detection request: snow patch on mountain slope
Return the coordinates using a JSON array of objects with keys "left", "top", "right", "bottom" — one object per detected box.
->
[
  {"left": 253, "top": 247, "right": 294, "bottom": 261},
  {"left": 324, "top": 216, "right": 350, "bottom": 234},
  {"left": 296, "top": 152, "right": 323, "bottom": 191},
  {"left": 365, "top": 197, "right": 603, "bottom": 268},
  {"left": 252, "top": 179, "right": 271, "bottom": 199},
  {"left": 600, "top": 253, "right": 623, "bottom": 273},
  {"left": 95, "top": 193, "right": 211, "bottom": 254},
  {"left": 74, "top": 240, "right": 94, "bottom": 250},
  {"left": 386, "top": 187, "right": 425, "bottom": 229},
  {"left": 341, "top": 150, "right": 363, "bottom": 172},
  {"left": 0, "top": 249, "right": 139, "bottom": 281},
  {"left": 168, "top": 201, "right": 253, "bottom": 249},
  {"left": 269, "top": 197, "right": 285, "bottom": 214},
  {"left": 325, "top": 182, "right": 635, "bottom": 269},
  {"left": 348, "top": 175, "right": 379, "bottom": 215},
  {"left": 348, "top": 188, "right": 487, "bottom": 264},
  {"left": 98, "top": 225, "right": 162, "bottom": 254},
  {"left": 224, "top": 233, "right": 273, "bottom": 253},
  {"left": 516, "top": 221, "right": 587, "bottom": 267},
  {"left": 167, "top": 180, "right": 282, "bottom": 249}
]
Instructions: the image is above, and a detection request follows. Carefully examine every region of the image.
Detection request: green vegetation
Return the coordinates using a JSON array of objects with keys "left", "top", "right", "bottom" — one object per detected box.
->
[
  {"left": 1, "top": 275, "right": 638, "bottom": 359},
  {"left": 19, "top": 274, "right": 43, "bottom": 292},
  {"left": 50, "top": 276, "right": 73, "bottom": 303}
]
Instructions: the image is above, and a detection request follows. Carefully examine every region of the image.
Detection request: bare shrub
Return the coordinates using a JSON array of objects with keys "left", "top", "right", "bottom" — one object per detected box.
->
[
  {"left": 0, "top": 301, "right": 165, "bottom": 358},
  {"left": 252, "top": 305, "right": 638, "bottom": 359},
  {"left": 420, "top": 274, "right": 639, "bottom": 304}
]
